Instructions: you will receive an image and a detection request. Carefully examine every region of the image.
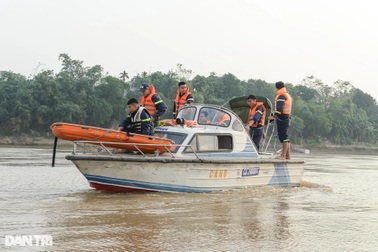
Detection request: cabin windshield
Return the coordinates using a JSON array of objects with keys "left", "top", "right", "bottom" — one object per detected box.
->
[
  {"left": 198, "top": 107, "right": 231, "bottom": 127},
  {"left": 177, "top": 106, "right": 196, "bottom": 120},
  {"left": 154, "top": 131, "right": 187, "bottom": 153}
]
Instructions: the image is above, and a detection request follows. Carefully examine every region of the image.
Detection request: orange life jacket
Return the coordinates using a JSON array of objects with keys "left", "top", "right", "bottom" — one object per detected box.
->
[
  {"left": 140, "top": 85, "right": 157, "bottom": 116},
  {"left": 248, "top": 102, "right": 266, "bottom": 128},
  {"left": 274, "top": 87, "right": 292, "bottom": 115},
  {"left": 159, "top": 119, "right": 197, "bottom": 127},
  {"left": 217, "top": 113, "right": 231, "bottom": 126},
  {"left": 174, "top": 87, "right": 192, "bottom": 114}
]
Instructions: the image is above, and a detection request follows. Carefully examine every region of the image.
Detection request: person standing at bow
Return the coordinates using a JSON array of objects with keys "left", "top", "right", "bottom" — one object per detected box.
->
[
  {"left": 245, "top": 94, "right": 266, "bottom": 151},
  {"left": 139, "top": 83, "right": 168, "bottom": 127},
  {"left": 268, "top": 81, "right": 292, "bottom": 160},
  {"left": 118, "top": 98, "right": 152, "bottom": 135},
  {"left": 173, "top": 81, "right": 194, "bottom": 119}
]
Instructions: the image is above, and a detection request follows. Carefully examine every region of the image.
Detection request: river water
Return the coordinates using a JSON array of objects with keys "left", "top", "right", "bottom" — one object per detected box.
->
[{"left": 0, "top": 146, "right": 377, "bottom": 252}]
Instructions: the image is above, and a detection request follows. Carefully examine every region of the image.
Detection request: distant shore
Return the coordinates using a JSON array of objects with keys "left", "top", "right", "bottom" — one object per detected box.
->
[
  {"left": 0, "top": 134, "right": 72, "bottom": 148},
  {"left": 1, "top": 134, "right": 377, "bottom": 154},
  {"left": 309, "top": 144, "right": 378, "bottom": 155}
]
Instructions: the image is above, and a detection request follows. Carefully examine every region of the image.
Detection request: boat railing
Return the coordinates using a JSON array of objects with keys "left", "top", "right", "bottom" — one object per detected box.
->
[{"left": 71, "top": 140, "right": 201, "bottom": 159}]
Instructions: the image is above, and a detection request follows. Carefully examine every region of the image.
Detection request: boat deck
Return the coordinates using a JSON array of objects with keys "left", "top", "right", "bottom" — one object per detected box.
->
[{"left": 67, "top": 140, "right": 304, "bottom": 164}]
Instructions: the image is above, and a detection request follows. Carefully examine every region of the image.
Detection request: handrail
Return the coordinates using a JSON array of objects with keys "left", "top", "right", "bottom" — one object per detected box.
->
[
  {"left": 99, "top": 143, "right": 113, "bottom": 155},
  {"left": 71, "top": 140, "right": 201, "bottom": 160}
]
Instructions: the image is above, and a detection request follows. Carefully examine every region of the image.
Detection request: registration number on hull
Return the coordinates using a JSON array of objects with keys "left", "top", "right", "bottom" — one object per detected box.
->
[
  {"left": 209, "top": 170, "right": 227, "bottom": 178},
  {"left": 241, "top": 168, "right": 260, "bottom": 177}
]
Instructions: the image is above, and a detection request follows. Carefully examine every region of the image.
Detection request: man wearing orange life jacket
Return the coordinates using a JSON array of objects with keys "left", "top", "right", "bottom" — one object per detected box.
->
[
  {"left": 268, "top": 81, "right": 292, "bottom": 160},
  {"left": 140, "top": 83, "right": 168, "bottom": 127},
  {"left": 245, "top": 94, "right": 266, "bottom": 151},
  {"left": 173, "top": 81, "right": 194, "bottom": 119}
]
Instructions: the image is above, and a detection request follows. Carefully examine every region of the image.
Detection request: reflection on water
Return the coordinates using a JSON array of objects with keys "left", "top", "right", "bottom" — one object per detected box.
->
[{"left": 0, "top": 147, "right": 377, "bottom": 251}]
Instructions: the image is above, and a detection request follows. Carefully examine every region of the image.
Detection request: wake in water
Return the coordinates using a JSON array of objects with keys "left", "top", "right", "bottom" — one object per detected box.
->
[{"left": 300, "top": 180, "right": 332, "bottom": 192}]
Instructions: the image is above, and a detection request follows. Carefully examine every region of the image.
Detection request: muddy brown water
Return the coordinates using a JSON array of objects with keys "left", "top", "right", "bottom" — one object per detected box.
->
[{"left": 0, "top": 146, "right": 377, "bottom": 251}]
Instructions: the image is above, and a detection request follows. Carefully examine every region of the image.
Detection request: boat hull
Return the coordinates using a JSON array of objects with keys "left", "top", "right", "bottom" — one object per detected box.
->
[{"left": 67, "top": 155, "right": 304, "bottom": 193}]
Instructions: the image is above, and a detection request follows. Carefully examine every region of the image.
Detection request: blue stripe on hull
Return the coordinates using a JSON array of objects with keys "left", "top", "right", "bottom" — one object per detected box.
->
[
  {"left": 84, "top": 174, "right": 234, "bottom": 193},
  {"left": 268, "top": 163, "right": 291, "bottom": 186},
  {"left": 194, "top": 152, "right": 257, "bottom": 158}
]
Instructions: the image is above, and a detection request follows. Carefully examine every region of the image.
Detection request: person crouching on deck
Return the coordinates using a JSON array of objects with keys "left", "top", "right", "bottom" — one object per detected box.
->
[{"left": 118, "top": 98, "right": 152, "bottom": 135}]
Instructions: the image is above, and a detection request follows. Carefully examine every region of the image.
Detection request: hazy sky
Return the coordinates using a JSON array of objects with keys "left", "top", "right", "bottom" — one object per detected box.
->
[{"left": 1, "top": 0, "right": 377, "bottom": 100}]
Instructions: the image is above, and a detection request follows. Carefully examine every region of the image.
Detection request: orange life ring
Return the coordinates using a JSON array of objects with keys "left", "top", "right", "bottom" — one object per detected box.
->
[{"left": 50, "top": 122, "right": 173, "bottom": 154}]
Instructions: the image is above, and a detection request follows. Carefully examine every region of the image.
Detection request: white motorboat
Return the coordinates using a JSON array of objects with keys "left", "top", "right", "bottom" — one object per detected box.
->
[{"left": 65, "top": 104, "right": 304, "bottom": 193}]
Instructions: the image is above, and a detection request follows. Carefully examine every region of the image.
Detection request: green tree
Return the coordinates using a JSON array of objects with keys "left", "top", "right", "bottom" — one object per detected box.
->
[
  {"left": 0, "top": 71, "right": 33, "bottom": 131},
  {"left": 119, "top": 71, "right": 129, "bottom": 82},
  {"left": 1, "top": 55, "right": 377, "bottom": 145},
  {"left": 351, "top": 88, "right": 377, "bottom": 114},
  {"left": 291, "top": 85, "right": 317, "bottom": 102},
  {"left": 293, "top": 99, "right": 331, "bottom": 140},
  {"left": 96, "top": 76, "right": 129, "bottom": 125},
  {"left": 29, "top": 70, "right": 58, "bottom": 130}
]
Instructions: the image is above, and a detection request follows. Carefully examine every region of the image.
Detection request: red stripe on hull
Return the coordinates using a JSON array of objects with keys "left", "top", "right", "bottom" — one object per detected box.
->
[{"left": 89, "top": 182, "right": 154, "bottom": 193}]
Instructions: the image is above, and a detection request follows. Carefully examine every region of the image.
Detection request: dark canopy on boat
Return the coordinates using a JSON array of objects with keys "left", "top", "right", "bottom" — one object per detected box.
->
[{"left": 224, "top": 96, "right": 272, "bottom": 125}]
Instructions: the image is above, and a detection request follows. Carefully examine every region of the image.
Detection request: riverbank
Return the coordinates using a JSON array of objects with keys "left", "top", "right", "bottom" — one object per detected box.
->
[
  {"left": 309, "top": 144, "right": 378, "bottom": 155},
  {"left": 0, "top": 134, "right": 72, "bottom": 148}
]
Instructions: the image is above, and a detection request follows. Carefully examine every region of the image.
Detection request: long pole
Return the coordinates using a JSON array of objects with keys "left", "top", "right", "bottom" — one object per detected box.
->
[{"left": 52, "top": 137, "right": 58, "bottom": 167}]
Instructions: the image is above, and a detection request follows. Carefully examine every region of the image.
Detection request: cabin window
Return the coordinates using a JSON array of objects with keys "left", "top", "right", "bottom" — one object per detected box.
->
[
  {"left": 177, "top": 106, "right": 196, "bottom": 121},
  {"left": 198, "top": 107, "right": 231, "bottom": 127},
  {"left": 218, "top": 135, "right": 233, "bottom": 149},
  {"left": 185, "top": 134, "right": 233, "bottom": 153},
  {"left": 232, "top": 120, "right": 245, "bottom": 132},
  {"left": 154, "top": 132, "right": 187, "bottom": 153},
  {"left": 197, "top": 135, "right": 217, "bottom": 151},
  {"left": 188, "top": 134, "right": 197, "bottom": 152}
]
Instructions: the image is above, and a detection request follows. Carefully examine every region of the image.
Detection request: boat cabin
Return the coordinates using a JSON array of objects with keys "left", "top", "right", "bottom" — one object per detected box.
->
[{"left": 154, "top": 104, "right": 259, "bottom": 159}]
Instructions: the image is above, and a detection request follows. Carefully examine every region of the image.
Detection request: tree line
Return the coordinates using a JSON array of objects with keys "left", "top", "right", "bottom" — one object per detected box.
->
[{"left": 1, "top": 54, "right": 377, "bottom": 145}]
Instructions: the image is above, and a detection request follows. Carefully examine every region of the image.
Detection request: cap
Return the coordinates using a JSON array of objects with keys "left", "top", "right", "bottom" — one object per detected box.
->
[
  {"left": 139, "top": 83, "right": 150, "bottom": 92},
  {"left": 247, "top": 94, "right": 257, "bottom": 100}
]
